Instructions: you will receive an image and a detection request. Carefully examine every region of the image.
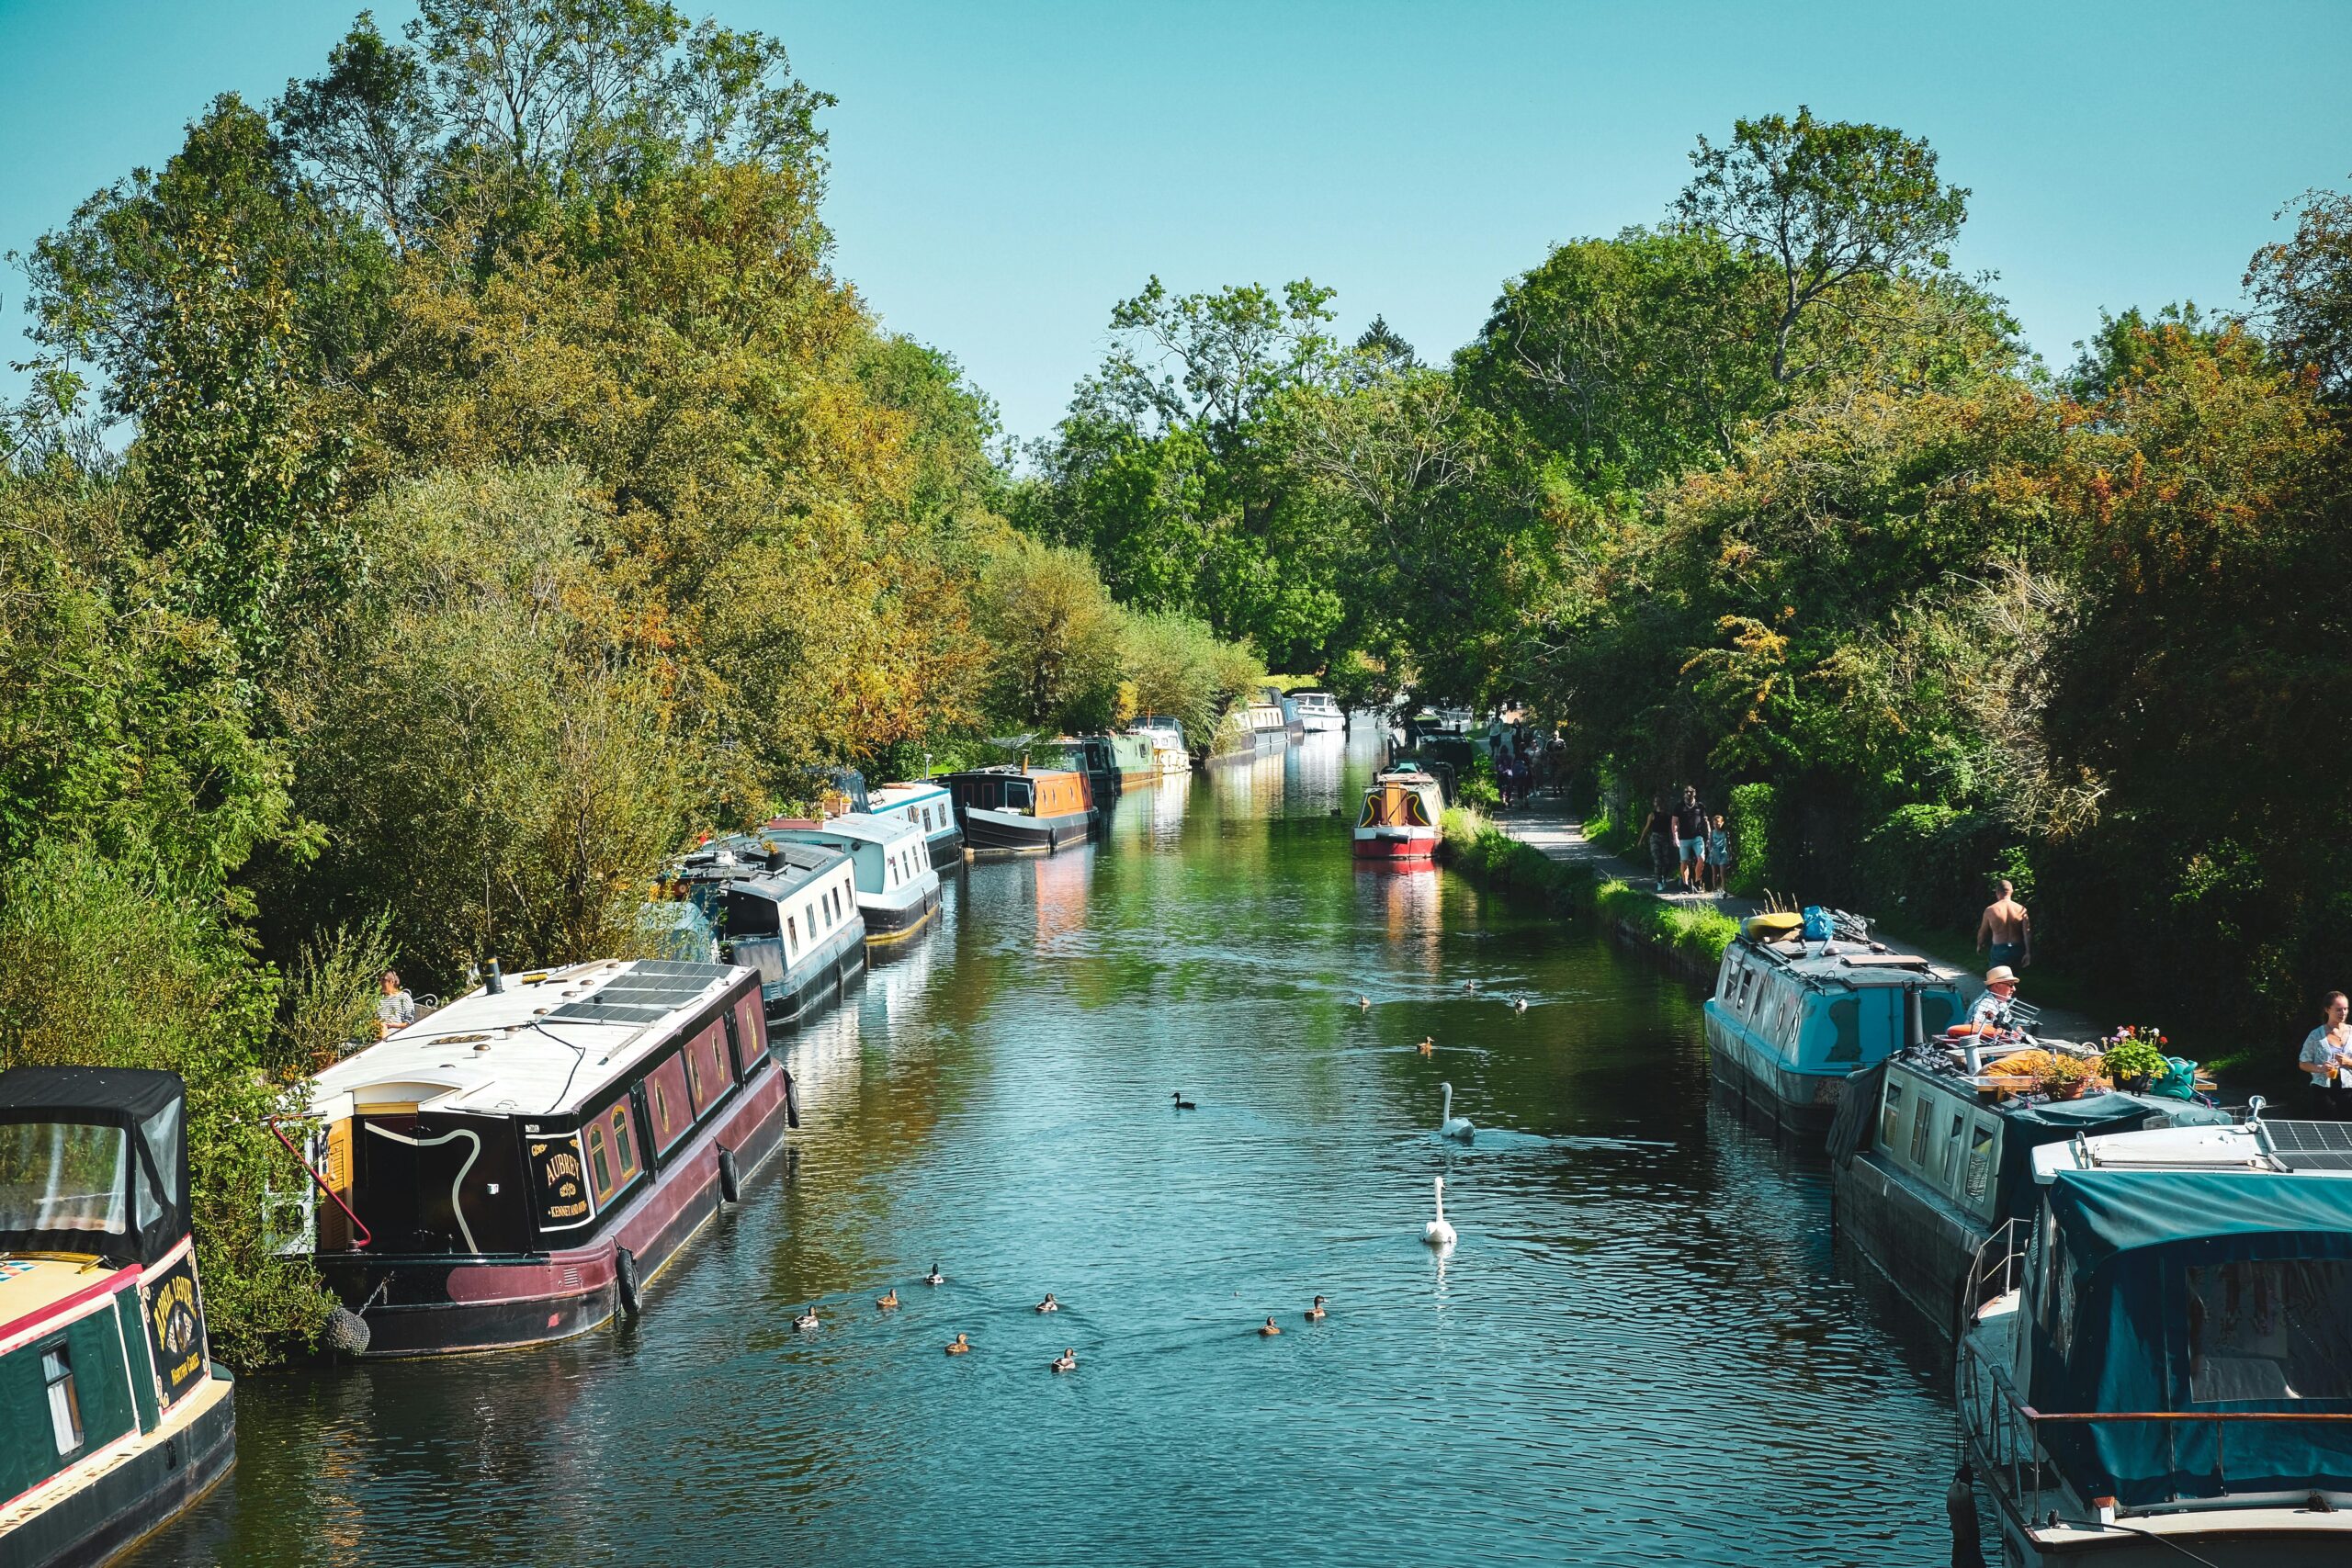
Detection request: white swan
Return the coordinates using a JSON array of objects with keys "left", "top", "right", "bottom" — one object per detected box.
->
[
  {"left": 1438, "top": 1082, "right": 1475, "bottom": 1142},
  {"left": 1423, "top": 1177, "right": 1456, "bottom": 1247}
]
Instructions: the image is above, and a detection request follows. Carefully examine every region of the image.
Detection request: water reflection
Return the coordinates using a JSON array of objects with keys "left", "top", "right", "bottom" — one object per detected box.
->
[{"left": 137, "top": 727, "right": 1961, "bottom": 1567}]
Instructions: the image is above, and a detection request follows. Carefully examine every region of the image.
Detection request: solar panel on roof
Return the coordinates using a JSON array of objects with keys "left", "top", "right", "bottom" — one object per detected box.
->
[
  {"left": 2261, "top": 1119, "right": 2352, "bottom": 1172},
  {"left": 546, "top": 960, "right": 728, "bottom": 1026}
]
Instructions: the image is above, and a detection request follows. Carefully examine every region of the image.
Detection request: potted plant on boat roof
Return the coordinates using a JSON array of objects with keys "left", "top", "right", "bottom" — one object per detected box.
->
[
  {"left": 2100, "top": 1028, "right": 2169, "bottom": 1094},
  {"left": 2036, "top": 1052, "right": 2096, "bottom": 1101}
]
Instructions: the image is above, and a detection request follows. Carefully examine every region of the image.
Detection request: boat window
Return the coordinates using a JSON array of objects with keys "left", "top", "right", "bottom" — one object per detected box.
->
[
  {"left": 1879, "top": 1083, "right": 1905, "bottom": 1149},
  {"left": 729, "top": 996, "right": 768, "bottom": 1078},
  {"left": 43, "top": 1346, "right": 83, "bottom": 1455},
  {"left": 1963, "top": 1121, "right": 1997, "bottom": 1208},
  {"left": 582, "top": 1102, "right": 645, "bottom": 1209},
  {"left": 2187, "top": 1261, "right": 2352, "bottom": 1402},
  {"left": 1939, "top": 1110, "right": 1968, "bottom": 1189},
  {"left": 1824, "top": 998, "right": 1862, "bottom": 1065},
  {"left": 685, "top": 1021, "right": 729, "bottom": 1116},
  {"left": 0, "top": 1120, "right": 129, "bottom": 1237},
  {"left": 786, "top": 914, "right": 799, "bottom": 953},
  {"left": 644, "top": 1054, "right": 694, "bottom": 1157},
  {"left": 1908, "top": 1093, "right": 1934, "bottom": 1168}
]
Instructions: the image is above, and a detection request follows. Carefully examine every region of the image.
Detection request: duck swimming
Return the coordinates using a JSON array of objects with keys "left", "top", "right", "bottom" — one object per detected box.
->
[
  {"left": 1305, "top": 1295, "right": 1328, "bottom": 1322},
  {"left": 1357, "top": 994, "right": 1371, "bottom": 1012},
  {"left": 945, "top": 1333, "right": 970, "bottom": 1355},
  {"left": 1051, "top": 1348, "right": 1077, "bottom": 1372},
  {"left": 924, "top": 1264, "right": 944, "bottom": 1286},
  {"left": 1035, "top": 1292, "right": 1059, "bottom": 1314},
  {"left": 1513, "top": 995, "right": 1529, "bottom": 1014},
  {"left": 1416, "top": 1036, "right": 1434, "bottom": 1056},
  {"left": 1170, "top": 1092, "right": 1196, "bottom": 1110},
  {"left": 876, "top": 1290, "right": 900, "bottom": 1310},
  {"left": 1462, "top": 979, "right": 1479, "bottom": 994},
  {"left": 1258, "top": 1316, "right": 1282, "bottom": 1337},
  {"left": 793, "top": 1305, "right": 820, "bottom": 1331}
]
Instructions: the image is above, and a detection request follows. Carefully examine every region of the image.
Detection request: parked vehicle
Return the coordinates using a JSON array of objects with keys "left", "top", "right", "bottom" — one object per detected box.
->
[
  {"left": 0, "top": 1067, "right": 236, "bottom": 1567},
  {"left": 296, "top": 959, "right": 793, "bottom": 1357}
]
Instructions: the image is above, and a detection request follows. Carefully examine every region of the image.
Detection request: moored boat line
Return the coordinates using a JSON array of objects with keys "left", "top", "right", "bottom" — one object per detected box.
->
[{"left": 940, "top": 764, "right": 1094, "bottom": 857}]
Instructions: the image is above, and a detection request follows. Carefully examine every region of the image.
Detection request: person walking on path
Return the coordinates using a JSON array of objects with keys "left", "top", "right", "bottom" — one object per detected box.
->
[
  {"left": 2301, "top": 991, "right": 2352, "bottom": 1116},
  {"left": 1671, "top": 786, "right": 1708, "bottom": 894},
  {"left": 1706, "top": 813, "right": 1731, "bottom": 895},
  {"left": 1634, "top": 794, "right": 1673, "bottom": 893},
  {"left": 1976, "top": 880, "right": 2032, "bottom": 971}
]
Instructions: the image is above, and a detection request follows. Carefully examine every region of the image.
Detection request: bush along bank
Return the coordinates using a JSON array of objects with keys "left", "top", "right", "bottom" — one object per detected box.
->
[{"left": 1439, "top": 809, "right": 1736, "bottom": 979}]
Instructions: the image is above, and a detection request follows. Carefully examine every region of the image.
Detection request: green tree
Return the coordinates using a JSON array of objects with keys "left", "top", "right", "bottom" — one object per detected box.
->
[
  {"left": 972, "top": 534, "right": 1125, "bottom": 735},
  {"left": 2246, "top": 180, "right": 2352, "bottom": 401}
]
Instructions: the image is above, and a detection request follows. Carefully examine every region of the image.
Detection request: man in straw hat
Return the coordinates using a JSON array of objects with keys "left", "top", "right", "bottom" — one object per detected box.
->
[{"left": 1969, "top": 965, "right": 2021, "bottom": 1034}]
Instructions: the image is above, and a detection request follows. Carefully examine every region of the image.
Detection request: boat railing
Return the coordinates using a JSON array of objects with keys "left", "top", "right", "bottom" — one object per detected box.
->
[{"left": 1958, "top": 1216, "right": 2030, "bottom": 1337}]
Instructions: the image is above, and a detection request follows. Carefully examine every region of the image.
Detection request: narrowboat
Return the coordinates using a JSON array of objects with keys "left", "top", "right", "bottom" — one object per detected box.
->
[
  {"left": 1263, "top": 686, "right": 1306, "bottom": 741},
  {"left": 1354, "top": 761, "right": 1447, "bottom": 863},
  {"left": 1131, "top": 718, "right": 1191, "bottom": 773},
  {"left": 1704, "top": 931, "right": 1967, "bottom": 1136},
  {"left": 1034, "top": 736, "right": 1123, "bottom": 809},
  {"left": 0, "top": 1068, "right": 234, "bottom": 1568},
  {"left": 763, "top": 812, "right": 944, "bottom": 947},
  {"left": 865, "top": 779, "right": 965, "bottom": 872},
  {"left": 1244, "top": 694, "right": 1289, "bottom": 750},
  {"left": 1290, "top": 689, "right": 1344, "bottom": 733},
  {"left": 1829, "top": 1042, "right": 2227, "bottom": 1336},
  {"left": 297, "top": 958, "right": 794, "bottom": 1357},
  {"left": 1956, "top": 1111, "right": 2352, "bottom": 1564},
  {"left": 672, "top": 837, "right": 865, "bottom": 1028},
  {"left": 940, "top": 767, "right": 1094, "bottom": 857},
  {"left": 1108, "top": 732, "right": 1157, "bottom": 784}
]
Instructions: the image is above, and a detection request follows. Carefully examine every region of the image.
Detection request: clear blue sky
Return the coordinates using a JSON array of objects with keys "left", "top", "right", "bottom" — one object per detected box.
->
[{"left": 4, "top": 1, "right": 2348, "bottom": 443}]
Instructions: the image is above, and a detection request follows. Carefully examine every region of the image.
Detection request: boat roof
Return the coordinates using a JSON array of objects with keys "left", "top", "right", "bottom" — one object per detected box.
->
[
  {"left": 307, "top": 958, "right": 750, "bottom": 1121},
  {"left": 673, "top": 836, "right": 848, "bottom": 893},
  {"left": 869, "top": 779, "right": 949, "bottom": 804},
  {"left": 2034, "top": 1117, "right": 2352, "bottom": 1182},
  {"left": 943, "top": 764, "right": 1080, "bottom": 782},
  {"left": 764, "top": 811, "right": 922, "bottom": 852},
  {"left": 1735, "top": 936, "right": 1967, "bottom": 990}
]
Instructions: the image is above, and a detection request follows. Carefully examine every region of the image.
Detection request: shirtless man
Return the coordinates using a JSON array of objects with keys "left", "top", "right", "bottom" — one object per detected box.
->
[{"left": 1976, "top": 880, "right": 2031, "bottom": 971}]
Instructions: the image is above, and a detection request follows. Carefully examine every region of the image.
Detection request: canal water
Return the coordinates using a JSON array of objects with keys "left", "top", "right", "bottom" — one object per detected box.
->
[{"left": 140, "top": 734, "right": 1962, "bottom": 1566}]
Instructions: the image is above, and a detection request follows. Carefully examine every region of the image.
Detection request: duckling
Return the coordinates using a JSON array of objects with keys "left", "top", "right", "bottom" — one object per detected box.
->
[
  {"left": 1462, "top": 978, "right": 1479, "bottom": 994},
  {"left": 1416, "top": 1036, "right": 1434, "bottom": 1056},
  {"left": 1035, "top": 1292, "right": 1059, "bottom": 1314},
  {"left": 944, "top": 1333, "right": 971, "bottom": 1355},
  {"left": 1170, "top": 1091, "right": 1196, "bottom": 1110},
  {"left": 924, "top": 1263, "right": 944, "bottom": 1286},
  {"left": 793, "top": 1305, "right": 820, "bottom": 1331},
  {"left": 1258, "top": 1316, "right": 1282, "bottom": 1337},
  {"left": 876, "top": 1289, "right": 900, "bottom": 1310},
  {"left": 1305, "top": 1295, "right": 1328, "bottom": 1322},
  {"left": 1050, "top": 1348, "right": 1077, "bottom": 1372}
]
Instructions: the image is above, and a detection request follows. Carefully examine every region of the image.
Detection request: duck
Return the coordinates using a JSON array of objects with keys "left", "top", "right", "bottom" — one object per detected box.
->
[
  {"left": 1170, "top": 1092, "right": 1196, "bottom": 1111},
  {"left": 924, "top": 1263, "right": 944, "bottom": 1286},
  {"left": 1356, "top": 994, "right": 1372, "bottom": 1012},
  {"left": 1305, "top": 1295, "right": 1328, "bottom": 1322},
  {"left": 1462, "top": 979, "right": 1479, "bottom": 994},
  {"left": 876, "top": 1289, "right": 900, "bottom": 1310},
  {"left": 1438, "top": 1082, "right": 1475, "bottom": 1142},
  {"left": 1423, "top": 1176, "right": 1456, "bottom": 1247},
  {"left": 1050, "top": 1348, "right": 1078, "bottom": 1372},
  {"left": 1512, "top": 994, "right": 1529, "bottom": 1014},
  {"left": 1035, "top": 1292, "right": 1059, "bottom": 1314},
  {"left": 1416, "top": 1036, "right": 1435, "bottom": 1057},
  {"left": 1258, "top": 1316, "right": 1282, "bottom": 1337},
  {"left": 793, "top": 1305, "right": 820, "bottom": 1331},
  {"left": 945, "top": 1333, "right": 971, "bottom": 1355}
]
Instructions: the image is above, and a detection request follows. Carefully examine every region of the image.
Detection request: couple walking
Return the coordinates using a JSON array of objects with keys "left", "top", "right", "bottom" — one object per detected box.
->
[{"left": 1638, "top": 787, "right": 1726, "bottom": 895}]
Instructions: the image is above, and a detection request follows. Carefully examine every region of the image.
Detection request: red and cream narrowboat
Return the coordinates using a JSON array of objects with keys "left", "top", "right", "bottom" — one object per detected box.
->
[
  {"left": 293, "top": 958, "right": 794, "bottom": 1358},
  {"left": 1353, "top": 763, "right": 1446, "bottom": 863},
  {"left": 0, "top": 1067, "right": 235, "bottom": 1568}
]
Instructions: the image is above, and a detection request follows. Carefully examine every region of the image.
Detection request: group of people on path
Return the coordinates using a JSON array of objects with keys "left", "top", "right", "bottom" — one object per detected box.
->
[{"left": 1635, "top": 787, "right": 1729, "bottom": 895}]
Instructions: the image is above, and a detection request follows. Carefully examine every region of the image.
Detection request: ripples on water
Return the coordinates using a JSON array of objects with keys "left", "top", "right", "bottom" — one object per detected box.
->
[{"left": 142, "top": 734, "right": 1960, "bottom": 1567}]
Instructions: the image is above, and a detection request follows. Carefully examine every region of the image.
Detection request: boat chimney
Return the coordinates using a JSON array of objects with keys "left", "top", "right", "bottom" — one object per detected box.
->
[
  {"left": 1905, "top": 982, "right": 1925, "bottom": 1051},
  {"left": 486, "top": 958, "right": 503, "bottom": 996}
]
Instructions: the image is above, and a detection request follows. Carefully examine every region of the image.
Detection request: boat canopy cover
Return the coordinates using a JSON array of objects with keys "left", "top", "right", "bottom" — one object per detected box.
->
[
  {"left": 0, "top": 1066, "right": 188, "bottom": 1266},
  {"left": 2030, "top": 1168, "right": 2352, "bottom": 1505}
]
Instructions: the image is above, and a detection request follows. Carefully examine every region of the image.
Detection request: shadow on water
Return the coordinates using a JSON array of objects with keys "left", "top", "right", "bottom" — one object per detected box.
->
[{"left": 136, "top": 728, "right": 1962, "bottom": 1567}]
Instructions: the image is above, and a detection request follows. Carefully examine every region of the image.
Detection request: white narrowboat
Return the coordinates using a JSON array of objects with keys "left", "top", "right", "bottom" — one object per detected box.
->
[
  {"left": 673, "top": 838, "right": 865, "bottom": 1028},
  {"left": 763, "top": 812, "right": 944, "bottom": 948},
  {"left": 865, "top": 780, "right": 965, "bottom": 873}
]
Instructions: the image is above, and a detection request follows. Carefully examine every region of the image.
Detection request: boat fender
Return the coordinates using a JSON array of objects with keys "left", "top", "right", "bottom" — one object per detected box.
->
[
  {"left": 1945, "top": 1463, "right": 1983, "bottom": 1566},
  {"left": 615, "top": 1247, "right": 642, "bottom": 1319},
  {"left": 784, "top": 1070, "right": 801, "bottom": 1129},
  {"left": 324, "top": 1304, "right": 372, "bottom": 1356},
  {"left": 718, "top": 1146, "right": 741, "bottom": 1204}
]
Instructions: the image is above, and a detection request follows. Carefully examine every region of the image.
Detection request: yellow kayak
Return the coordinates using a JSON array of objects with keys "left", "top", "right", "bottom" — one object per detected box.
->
[{"left": 1743, "top": 912, "right": 1804, "bottom": 942}]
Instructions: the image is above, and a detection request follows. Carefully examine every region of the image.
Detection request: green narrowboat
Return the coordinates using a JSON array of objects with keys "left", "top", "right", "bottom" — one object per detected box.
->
[{"left": 0, "top": 1067, "right": 233, "bottom": 1568}]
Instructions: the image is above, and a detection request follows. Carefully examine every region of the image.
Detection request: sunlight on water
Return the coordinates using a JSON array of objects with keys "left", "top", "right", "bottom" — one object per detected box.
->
[{"left": 140, "top": 731, "right": 1960, "bottom": 1567}]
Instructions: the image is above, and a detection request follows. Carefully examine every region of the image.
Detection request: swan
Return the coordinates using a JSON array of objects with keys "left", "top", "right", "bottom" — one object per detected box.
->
[
  {"left": 1438, "top": 1082, "right": 1475, "bottom": 1142},
  {"left": 793, "top": 1305, "right": 820, "bottom": 1331},
  {"left": 1305, "top": 1296, "right": 1328, "bottom": 1322},
  {"left": 1258, "top": 1316, "right": 1282, "bottom": 1337},
  {"left": 876, "top": 1290, "right": 899, "bottom": 1309},
  {"left": 1423, "top": 1177, "right": 1456, "bottom": 1247},
  {"left": 945, "top": 1333, "right": 970, "bottom": 1355},
  {"left": 1035, "top": 1293, "right": 1059, "bottom": 1314},
  {"left": 924, "top": 1263, "right": 944, "bottom": 1286},
  {"left": 1170, "top": 1092, "right": 1196, "bottom": 1110},
  {"left": 1051, "top": 1348, "right": 1077, "bottom": 1372}
]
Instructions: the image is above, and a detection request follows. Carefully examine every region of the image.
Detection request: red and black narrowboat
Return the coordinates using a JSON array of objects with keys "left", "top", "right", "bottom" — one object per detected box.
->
[{"left": 293, "top": 958, "right": 795, "bottom": 1357}]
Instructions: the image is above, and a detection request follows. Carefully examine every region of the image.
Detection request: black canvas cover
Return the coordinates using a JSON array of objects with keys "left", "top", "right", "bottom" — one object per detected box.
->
[{"left": 0, "top": 1066, "right": 189, "bottom": 1266}]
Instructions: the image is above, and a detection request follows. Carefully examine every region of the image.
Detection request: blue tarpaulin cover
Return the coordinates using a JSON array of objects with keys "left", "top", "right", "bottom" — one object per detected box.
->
[{"left": 2029, "top": 1168, "right": 2352, "bottom": 1506}]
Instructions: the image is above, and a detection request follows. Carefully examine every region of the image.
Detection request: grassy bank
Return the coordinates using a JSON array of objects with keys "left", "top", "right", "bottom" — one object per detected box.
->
[{"left": 1441, "top": 807, "right": 1738, "bottom": 970}]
